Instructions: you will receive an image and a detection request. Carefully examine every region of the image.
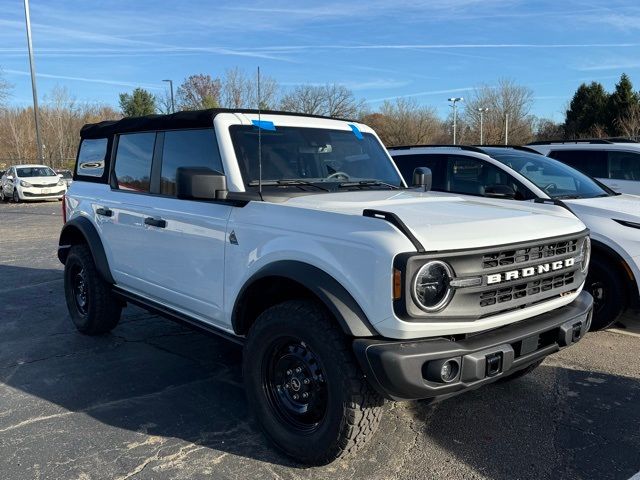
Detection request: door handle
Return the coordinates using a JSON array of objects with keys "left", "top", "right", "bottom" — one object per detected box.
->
[
  {"left": 96, "top": 207, "right": 113, "bottom": 217},
  {"left": 144, "top": 217, "right": 167, "bottom": 228}
]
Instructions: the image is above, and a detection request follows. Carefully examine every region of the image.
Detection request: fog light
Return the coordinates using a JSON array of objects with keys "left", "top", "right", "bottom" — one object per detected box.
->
[{"left": 440, "top": 360, "right": 459, "bottom": 383}]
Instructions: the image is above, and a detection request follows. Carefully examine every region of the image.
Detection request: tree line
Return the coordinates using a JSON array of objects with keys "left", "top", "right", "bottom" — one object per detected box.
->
[{"left": 1, "top": 67, "right": 638, "bottom": 168}]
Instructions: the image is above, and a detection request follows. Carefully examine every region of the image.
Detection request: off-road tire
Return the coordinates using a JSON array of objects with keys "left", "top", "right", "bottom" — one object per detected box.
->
[
  {"left": 243, "top": 300, "right": 384, "bottom": 465},
  {"left": 64, "top": 244, "right": 121, "bottom": 335},
  {"left": 499, "top": 359, "right": 544, "bottom": 383},
  {"left": 586, "top": 256, "right": 627, "bottom": 330}
]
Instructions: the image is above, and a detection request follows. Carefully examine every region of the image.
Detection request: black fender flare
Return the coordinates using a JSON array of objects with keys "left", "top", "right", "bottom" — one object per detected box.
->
[
  {"left": 58, "top": 216, "right": 115, "bottom": 284},
  {"left": 232, "top": 261, "right": 378, "bottom": 337}
]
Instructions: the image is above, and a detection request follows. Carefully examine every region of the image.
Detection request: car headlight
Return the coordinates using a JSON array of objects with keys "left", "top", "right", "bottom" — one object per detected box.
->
[
  {"left": 412, "top": 260, "right": 454, "bottom": 312},
  {"left": 57, "top": 179, "right": 65, "bottom": 186},
  {"left": 579, "top": 237, "right": 591, "bottom": 274},
  {"left": 19, "top": 180, "right": 32, "bottom": 187}
]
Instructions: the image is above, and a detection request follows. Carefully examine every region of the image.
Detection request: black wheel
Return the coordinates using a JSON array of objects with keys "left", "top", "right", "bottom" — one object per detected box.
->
[
  {"left": 12, "top": 189, "right": 19, "bottom": 203},
  {"left": 585, "top": 256, "right": 627, "bottom": 330},
  {"left": 499, "top": 359, "right": 543, "bottom": 383},
  {"left": 64, "top": 244, "right": 121, "bottom": 335},
  {"left": 243, "top": 300, "right": 384, "bottom": 465}
]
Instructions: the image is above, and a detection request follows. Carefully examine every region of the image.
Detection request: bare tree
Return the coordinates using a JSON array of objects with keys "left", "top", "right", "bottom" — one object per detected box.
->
[
  {"left": 0, "top": 69, "right": 12, "bottom": 107},
  {"left": 363, "top": 98, "right": 442, "bottom": 146},
  {"left": 462, "top": 79, "right": 535, "bottom": 145},
  {"left": 220, "top": 67, "right": 279, "bottom": 109},
  {"left": 156, "top": 89, "right": 174, "bottom": 114},
  {"left": 280, "top": 84, "right": 363, "bottom": 118},
  {"left": 176, "top": 74, "right": 221, "bottom": 110},
  {"left": 616, "top": 103, "right": 640, "bottom": 139},
  {"left": 533, "top": 118, "right": 564, "bottom": 141}
]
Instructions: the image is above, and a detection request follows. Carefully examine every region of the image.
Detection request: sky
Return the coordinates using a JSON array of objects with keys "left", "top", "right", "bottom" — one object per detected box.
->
[{"left": 1, "top": 0, "right": 640, "bottom": 122}]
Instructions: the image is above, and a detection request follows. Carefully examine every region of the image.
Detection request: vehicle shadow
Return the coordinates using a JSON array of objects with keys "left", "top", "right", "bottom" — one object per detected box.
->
[{"left": 407, "top": 363, "right": 640, "bottom": 480}]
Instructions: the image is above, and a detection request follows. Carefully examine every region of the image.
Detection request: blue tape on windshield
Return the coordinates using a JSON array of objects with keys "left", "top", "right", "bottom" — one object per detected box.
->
[
  {"left": 252, "top": 120, "right": 276, "bottom": 131},
  {"left": 348, "top": 123, "right": 363, "bottom": 140}
]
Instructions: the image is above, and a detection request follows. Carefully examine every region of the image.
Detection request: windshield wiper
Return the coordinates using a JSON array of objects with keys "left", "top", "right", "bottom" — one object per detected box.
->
[
  {"left": 248, "top": 179, "right": 330, "bottom": 192},
  {"left": 337, "top": 180, "right": 401, "bottom": 190},
  {"left": 553, "top": 194, "right": 582, "bottom": 200}
]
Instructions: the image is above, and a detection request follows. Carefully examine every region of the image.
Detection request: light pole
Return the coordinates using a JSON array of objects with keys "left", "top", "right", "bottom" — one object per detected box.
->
[
  {"left": 476, "top": 107, "right": 489, "bottom": 145},
  {"left": 24, "top": 0, "right": 44, "bottom": 162},
  {"left": 162, "top": 79, "right": 175, "bottom": 113},
  {"left": 448, "top": 97, "right": 464, "bottom": 145},
  {"left": 505, "top": 113, "right": 509, "bottom": 145}
]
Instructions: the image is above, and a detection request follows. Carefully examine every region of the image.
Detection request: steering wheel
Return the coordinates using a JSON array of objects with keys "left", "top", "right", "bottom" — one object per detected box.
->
[
  {"left": 326, "top": 171, "right": 350, "bottom": 180},
  {"left": 542, "top": 182, "right": 557, "bottom": 194}
]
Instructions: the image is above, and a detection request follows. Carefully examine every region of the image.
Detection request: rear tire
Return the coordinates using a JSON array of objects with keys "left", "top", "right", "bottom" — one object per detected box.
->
[
  {"left": 64, "top": 244, "right": 121, "bottom": 335},
  {"left": 585, "top": 256, "right": 627, "bottom": 330},
  {"left": 243, "top": 300, "right": 384, "bottom": 465}
]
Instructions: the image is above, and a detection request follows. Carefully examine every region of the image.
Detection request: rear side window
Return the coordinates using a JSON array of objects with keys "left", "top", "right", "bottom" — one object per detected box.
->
[
  {"left": 114, "top": 133, "right": 156, "bottom": 192},
  {"left": 392, "top": 153, "right": 447, "bottom": 190},
  {"left": 77, "top": 138, "right": 108, "bottom": 177},
  {"left": 608, "top": 151, "right": 640, "bottom": 181},
  {"left": 160, "top": 129, "right": 223, "bottom": 196},
  {"left": 548, "top": 150, "right": 607, "bottom": 178}
]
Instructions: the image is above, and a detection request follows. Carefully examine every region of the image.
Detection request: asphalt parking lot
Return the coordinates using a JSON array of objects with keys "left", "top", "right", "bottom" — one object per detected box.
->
[{"left": 0, "top": 201, "right": 639, "bottom": 480}]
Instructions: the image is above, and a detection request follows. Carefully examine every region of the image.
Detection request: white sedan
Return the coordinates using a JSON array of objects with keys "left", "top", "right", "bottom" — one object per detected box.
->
[{"left": 0, "top": 164, "right": 67, "bottom": 202}]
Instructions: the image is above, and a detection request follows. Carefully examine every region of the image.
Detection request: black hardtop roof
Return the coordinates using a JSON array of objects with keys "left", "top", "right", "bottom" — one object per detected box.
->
[{"left": 80, "top": 108, "right": 356, "bottom": 139}]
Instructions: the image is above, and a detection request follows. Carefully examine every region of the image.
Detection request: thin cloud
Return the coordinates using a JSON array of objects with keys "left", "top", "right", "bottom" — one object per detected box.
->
[
  {"left": 367, "top": 87, "right": 475, "bottom": 103},
  {"left": 4, "top": 69, "right": 165, "bottom": 90}
]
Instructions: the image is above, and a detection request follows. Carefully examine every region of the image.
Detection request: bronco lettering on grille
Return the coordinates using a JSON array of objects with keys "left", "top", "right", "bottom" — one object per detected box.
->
[{"left": 486, "top": 258, "right": 575, "bottom": 285}]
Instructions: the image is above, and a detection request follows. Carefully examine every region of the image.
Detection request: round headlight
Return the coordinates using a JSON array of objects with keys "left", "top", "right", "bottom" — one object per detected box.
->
[
  {"left": 412, "top": 261, "right": 454, "bottom": 312},
  {"left": 580, "top": 237, "right": 591, "bottom": 273}
]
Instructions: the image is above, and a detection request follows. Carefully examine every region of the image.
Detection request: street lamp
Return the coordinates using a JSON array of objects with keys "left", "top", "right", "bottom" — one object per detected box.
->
[
  {"left": 448, "top": 97, "right": 464, "bottom": 145},
  {"left": 24, "top": 0, "right": 44, "bottom": 162},
  {"left": 477, "top": 107, "right": 489, "bottom": 145},
  {"left": 162, "top": 79, "right": 175, "bottom": 113}
]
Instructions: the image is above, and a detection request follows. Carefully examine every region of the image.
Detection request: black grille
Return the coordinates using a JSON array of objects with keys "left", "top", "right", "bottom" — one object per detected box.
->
[
  {"left": 479, "top": 272, "right": 575, "bottom": 307},
  {"left": 482, "top": 239, "right": 579, "bottom": 269}
]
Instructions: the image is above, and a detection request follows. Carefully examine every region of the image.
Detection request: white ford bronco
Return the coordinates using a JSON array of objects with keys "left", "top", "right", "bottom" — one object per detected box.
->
[{"left": 59, "top": 109, "right": 593, "bottom": 465}]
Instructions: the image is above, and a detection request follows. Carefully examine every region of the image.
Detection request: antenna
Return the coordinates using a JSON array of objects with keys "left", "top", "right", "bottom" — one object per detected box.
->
[{"left": 257, "top": 66, "right": 263, "bottom": 197}]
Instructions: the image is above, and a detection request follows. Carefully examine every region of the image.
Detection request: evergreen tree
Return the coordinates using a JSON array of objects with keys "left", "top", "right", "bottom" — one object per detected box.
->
[
  {"left": 564, "top": 82, "right": 609, "bottom": 138},
  {"left": 118, "top": 88, "right": 157, "bottom": 117},
  {"left": 607, "top": 73, "right": 639, "bottom": 135}
]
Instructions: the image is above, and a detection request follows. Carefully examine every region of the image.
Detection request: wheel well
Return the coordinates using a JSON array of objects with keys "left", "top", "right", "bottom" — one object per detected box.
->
[
  {"left": 233, "top": 276, "right": 318, "bottom": 336},
  {"left": 59, "top": 225, "right": 88, "bottom": 248},
  {"left": 590, "top": 240, "right": 637, "bottom": 305}
]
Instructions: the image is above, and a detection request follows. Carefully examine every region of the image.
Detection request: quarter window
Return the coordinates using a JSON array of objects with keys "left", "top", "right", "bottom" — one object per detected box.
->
[
  {"left": 548, "top": 150, "right": 608, "bottom": 178},
  {"left": 114, "top": 133, "right": 156, "bottom": 192},
  {"left": 77, "top": 138, "right": 108, "bottom": 177},
  {"left": 160, "top": 129, "right": 223, "bottom": 196},
  {"left": 608, "top": 151, "right": 640, "bottom": 181}
]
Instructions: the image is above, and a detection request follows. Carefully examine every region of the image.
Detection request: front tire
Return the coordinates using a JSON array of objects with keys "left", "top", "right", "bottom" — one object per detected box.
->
[
  {"left": 243, "top": 300, "right": 384, "bottom": 465},
  {"left": 12, "top": 189, "right": 19, "bottom": 203},
  {"left": 586, "top": 256, "right": 627, "bottom": 330},
  {"left": 64, "top": 244, "right": 122, "bottom": 335}
]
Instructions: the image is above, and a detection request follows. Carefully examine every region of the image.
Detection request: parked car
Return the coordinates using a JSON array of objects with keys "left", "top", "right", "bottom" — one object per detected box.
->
[
  {"left": 389, "top": 144, "right": 639, "bottom": 330},
  {"left": 528, "top": 139, "right": 640, "bottom": 195},
  {"left": 56, "top": 169, "right": 73, "bottom": 188},
  {"left": 59, "top": 110, "right": 592, "bottom": 464},
  {"left": 0, "top": 164, "right": 67, "bottom": 202}
]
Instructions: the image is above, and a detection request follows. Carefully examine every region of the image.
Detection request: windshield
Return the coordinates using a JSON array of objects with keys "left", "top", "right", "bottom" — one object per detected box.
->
[
  {"left": 16, "top": 167, "right": 57, "bottom": 178},
  {"left": 230, "top": 125, "right": 403, "bottom": 188},
  {"left": 486, "top": 148, "right": 611, "bottom": 199}
]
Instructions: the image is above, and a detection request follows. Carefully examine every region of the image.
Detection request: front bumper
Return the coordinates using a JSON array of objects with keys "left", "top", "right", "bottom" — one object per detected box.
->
[
  {"left": 18, "top": 186, "right": 65, "bottom": 200},
  {"left": 354, "top": 290, "right": 593, "bottom": 401}
]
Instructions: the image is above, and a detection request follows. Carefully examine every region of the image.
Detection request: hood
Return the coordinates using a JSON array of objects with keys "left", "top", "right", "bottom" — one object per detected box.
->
[
  {"left": 565, "top": 194, "right": 640, "bottom": 222},
  {"left": 19, "top": 176, "right": 60, "bottom": 185},
  {"left": 283, "top": 190, "right": 586, "bottom": 251}
]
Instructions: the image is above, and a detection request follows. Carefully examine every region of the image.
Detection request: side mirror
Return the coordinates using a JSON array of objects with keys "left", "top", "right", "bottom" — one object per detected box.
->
[
  {"left": 412, "top": 167, "right": 432, "bottom": 192},
  {"left": 176, "top": 167, "right": 227, "bottom": 200},
  {"left": 58, "top": 173, "right": 63, "bottom": 178},
  {"left": 485, "top": 184, "right": 516, "bottom": 199},
  {"left": 7, "top": 175, "right": 13, "bottom": 181}
]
